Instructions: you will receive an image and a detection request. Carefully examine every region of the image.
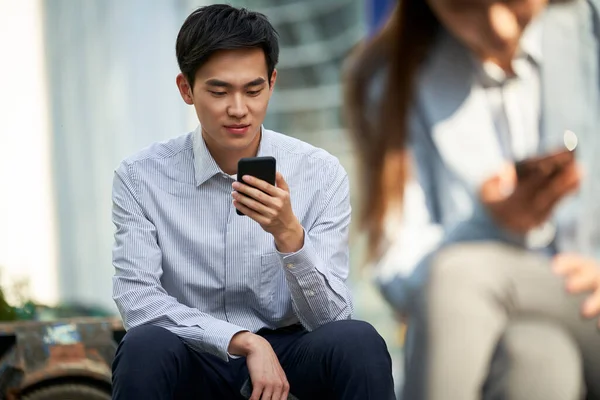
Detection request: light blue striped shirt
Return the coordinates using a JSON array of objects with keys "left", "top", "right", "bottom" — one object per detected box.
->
[{"left": 112, "top": 127, "right": 353, "bottom": 361}]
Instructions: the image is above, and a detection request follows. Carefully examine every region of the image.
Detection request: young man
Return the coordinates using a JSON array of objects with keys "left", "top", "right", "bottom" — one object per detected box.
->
[{"left": 110, "top": 5, "right": 394, "bottom": 400}]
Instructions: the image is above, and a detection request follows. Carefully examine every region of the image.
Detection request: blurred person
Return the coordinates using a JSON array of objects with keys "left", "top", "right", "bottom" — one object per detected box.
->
[
  {"left": 345, "top": 0, "right": 600, "bottom": 399},
  {"left": 110, "top": 4, "right": 394, "bottom": 400}
]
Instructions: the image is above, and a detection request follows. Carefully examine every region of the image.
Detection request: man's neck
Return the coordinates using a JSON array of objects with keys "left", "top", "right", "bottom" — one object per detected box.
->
[{"left": 202, "top": 130, "right": 261, "bottom": 175}]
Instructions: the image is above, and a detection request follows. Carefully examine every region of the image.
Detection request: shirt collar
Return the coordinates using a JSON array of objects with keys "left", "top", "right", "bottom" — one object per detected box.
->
[{"left": 192, "top": 125, "right": 271, "bottom": 186}]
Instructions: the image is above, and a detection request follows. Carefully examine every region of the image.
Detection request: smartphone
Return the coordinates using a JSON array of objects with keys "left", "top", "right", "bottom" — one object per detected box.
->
[
  {"left": 236, "top": 156, "right": 276, "bottom": 216},
  {"left": 515, "top": 148, "right": 575, "bottom": 182}
]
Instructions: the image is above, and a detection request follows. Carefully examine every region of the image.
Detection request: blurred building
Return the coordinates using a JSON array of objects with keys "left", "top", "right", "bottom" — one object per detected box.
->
[
  {"left": 0, "top": 0, "right": 57, "bottom": 306},
  {"left": 41, "top": 0, "right": 198, "bottom": 311}
]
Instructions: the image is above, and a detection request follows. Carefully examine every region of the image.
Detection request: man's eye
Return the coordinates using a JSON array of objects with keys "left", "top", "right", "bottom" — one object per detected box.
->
[
  {"left": 247, "top": 90, "right": 262, "bottom": 96},
  {"left": 209, "top": 91, "right": 226, "bottom": 96}
]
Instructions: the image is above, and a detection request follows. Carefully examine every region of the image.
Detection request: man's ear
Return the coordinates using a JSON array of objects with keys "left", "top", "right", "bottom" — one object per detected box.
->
[
  {"left": 176, "top": 73, "right": 194, "bottom": 105},
  {"left": 268, "top": 69, "right": 277, "bottom": 93}
]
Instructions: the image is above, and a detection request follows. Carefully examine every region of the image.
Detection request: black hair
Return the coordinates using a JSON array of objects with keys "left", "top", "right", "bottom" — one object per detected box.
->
[{"left": 176, "top": 4, "right": 279, "bottom": 88}]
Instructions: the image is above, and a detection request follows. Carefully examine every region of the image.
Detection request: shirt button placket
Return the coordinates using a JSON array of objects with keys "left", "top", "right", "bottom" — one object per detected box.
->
[{"left": 224, "top": 177, "right": 235, "bottom": 323}]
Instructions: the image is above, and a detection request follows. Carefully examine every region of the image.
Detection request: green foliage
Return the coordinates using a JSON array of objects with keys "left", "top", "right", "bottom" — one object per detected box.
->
[
  {"left": 0, "top": 269, "right": 114, "bottom": 322},
  {"left": 0, "top": 288, "right": 18, "bottom": 321}
]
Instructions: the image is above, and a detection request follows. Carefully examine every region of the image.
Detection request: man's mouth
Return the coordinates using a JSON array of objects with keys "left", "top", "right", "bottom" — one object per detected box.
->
[{"left": 224, "top": 124, "right": 250, "bottom": 135}]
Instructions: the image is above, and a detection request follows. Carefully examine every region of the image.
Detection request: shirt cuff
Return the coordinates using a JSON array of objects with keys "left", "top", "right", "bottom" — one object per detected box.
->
[
  {"left": 200, "top": 319, "right": 246, "bottom": 362},
  {"left": 277, "top": 231, "right": 323, "bottom": 276}
]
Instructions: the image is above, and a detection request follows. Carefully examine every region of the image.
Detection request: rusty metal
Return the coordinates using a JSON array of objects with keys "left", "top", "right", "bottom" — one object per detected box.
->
[{"left": 0, "top": 317, "right": 124, "bottom": 399}]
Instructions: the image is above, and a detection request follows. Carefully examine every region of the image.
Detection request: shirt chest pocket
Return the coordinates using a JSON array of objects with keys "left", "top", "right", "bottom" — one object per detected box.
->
[{"left": 257, "top": 252, "right": 284, "bottom": 304}]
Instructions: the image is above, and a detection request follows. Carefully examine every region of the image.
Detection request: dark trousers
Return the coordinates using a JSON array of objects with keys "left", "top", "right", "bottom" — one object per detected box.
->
[{"left": 112, "top": 319, "right": 395, "bottom": 400}]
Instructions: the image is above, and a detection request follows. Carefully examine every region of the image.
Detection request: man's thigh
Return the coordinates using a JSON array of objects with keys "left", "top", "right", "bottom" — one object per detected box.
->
[
  {"left": 265, "top": 320, "right": 393, "bottom": 400},
  {"left": 258, "top": 325, "right": 319, "bottom": 398},
  {"left": 113, "top": 325, "right": 246, "bottom": 400},
  {"left": 176, "top": 347, "right": 247, "bottom": 400}
]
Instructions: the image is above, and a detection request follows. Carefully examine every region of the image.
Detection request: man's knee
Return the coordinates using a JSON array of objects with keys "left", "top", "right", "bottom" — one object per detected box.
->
[
  {"left": 112, "top": 325, "right": 196, "bottom": 398},
  {"left": 319, "top": 320, "right": 390, "bottom": 361},
  {"left": 322, "top": 319, "right": 380, "bottom": 341}
]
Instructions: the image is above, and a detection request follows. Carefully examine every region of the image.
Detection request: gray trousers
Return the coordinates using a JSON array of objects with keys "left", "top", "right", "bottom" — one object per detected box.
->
[{"left": 425, "top": 242, "right": 600, "bottom": 400}]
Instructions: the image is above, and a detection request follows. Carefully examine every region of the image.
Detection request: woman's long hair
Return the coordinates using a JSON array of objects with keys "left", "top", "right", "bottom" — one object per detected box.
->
[{"left": 343, "top": 1, "right": 439, "bottom": 261}]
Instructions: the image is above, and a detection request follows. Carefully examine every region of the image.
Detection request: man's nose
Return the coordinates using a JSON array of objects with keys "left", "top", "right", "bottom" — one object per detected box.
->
[{"left": 227, "top": 94, "right": 248, "bottom": 119}]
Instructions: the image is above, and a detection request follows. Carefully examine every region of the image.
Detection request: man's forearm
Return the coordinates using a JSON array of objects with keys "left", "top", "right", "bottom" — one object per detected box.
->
[
  {"left": 278, "top": 235, "right": 353, "bottom": 329},
  {"left": 115, "top": 285, "right": 246, "bottom": 361},
  {"left": 285, "top": 271, "right": 353, "bottom": 329}
]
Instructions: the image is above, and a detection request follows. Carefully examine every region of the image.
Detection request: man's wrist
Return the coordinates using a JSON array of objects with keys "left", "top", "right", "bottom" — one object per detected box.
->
[
  {"left": 228, "top": 331, "right": 261, "bottom": 357},
  {"left": 274, "top": 221, "right": 304, "bottom": 253}
]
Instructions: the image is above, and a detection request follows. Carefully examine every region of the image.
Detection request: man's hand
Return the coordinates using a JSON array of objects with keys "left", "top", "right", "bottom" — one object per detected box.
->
[
  {"left": 228, "top": 332, "right": 290, "bottom": 400},
  {"left": 232, "top": 172, "right": 304, "bottom": 253},
  {"left": 553, "top": 253, "right": 600, "bottom": 321},
  {"left": 479, "top": 161, "right": 580, "bottom": 234}
]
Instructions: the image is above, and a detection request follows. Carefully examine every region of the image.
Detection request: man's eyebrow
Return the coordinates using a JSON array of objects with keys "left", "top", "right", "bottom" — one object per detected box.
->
[
  {"left": 204, "top": 78, "right": 267, "bottom": 88},
  {"left": 205, "top": 79, "right": 231, "bottom": 88},
  {"left": 244, "top": 78, "right": 266, "bottom": 88}
]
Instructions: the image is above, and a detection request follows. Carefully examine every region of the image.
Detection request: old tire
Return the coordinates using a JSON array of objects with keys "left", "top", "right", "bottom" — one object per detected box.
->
[{"left": 22, "top": 383, "right": 110, "bottom": 400}]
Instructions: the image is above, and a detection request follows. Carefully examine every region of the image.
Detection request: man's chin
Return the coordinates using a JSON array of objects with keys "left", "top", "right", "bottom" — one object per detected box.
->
[{"left": 222, "top": 134, "right": 260, "bottom": 153}]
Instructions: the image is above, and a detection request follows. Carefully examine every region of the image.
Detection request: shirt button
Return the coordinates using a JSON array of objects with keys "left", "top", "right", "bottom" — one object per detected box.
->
[
  {"left": 286, "top": 263, "right": 294, "bottom": 269},
  {"left": 306, "top": 290, "right": 315, "bottom": 297}
]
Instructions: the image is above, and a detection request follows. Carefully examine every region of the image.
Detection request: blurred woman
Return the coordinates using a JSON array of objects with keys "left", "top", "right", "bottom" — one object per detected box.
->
[{"left": 344, "top": 0, "right": 600, "bottom": 399}]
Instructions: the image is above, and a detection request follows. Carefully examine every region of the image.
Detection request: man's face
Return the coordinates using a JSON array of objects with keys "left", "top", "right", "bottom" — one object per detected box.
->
[
  {"left": 177, "top": 48, "right": 276, "bottom": 156},
  {"left": 427, "top": 0, "right": 547, "bottom": 69}
]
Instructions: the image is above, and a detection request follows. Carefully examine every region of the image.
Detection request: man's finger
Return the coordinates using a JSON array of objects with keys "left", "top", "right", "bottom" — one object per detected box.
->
[
  {"left": 271, "top": 384, "right": 283, "bottom": 400},
  {"left": 250, "top": 384, "right": 263, "bottom": 400},
  {"left": 280, "top": 380, "right": 290, "bottom": 400},
  {"left": 275, "top": 172, "right": 289, "bottom": 192},
  {"left": 233, "top": 200, "right": 269, "bottom": 225},
  {"left": 260, "top": 387, "right": 273, "bottom": 400},
  {"left": 233, "top": 182, "right": 278, "bottom": 207},
  {"left": 233, "top": 192, "right": 273, "bottom": 217},
  {"left": 241, "top": 175, "right": 280, "bottom": 196}
]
